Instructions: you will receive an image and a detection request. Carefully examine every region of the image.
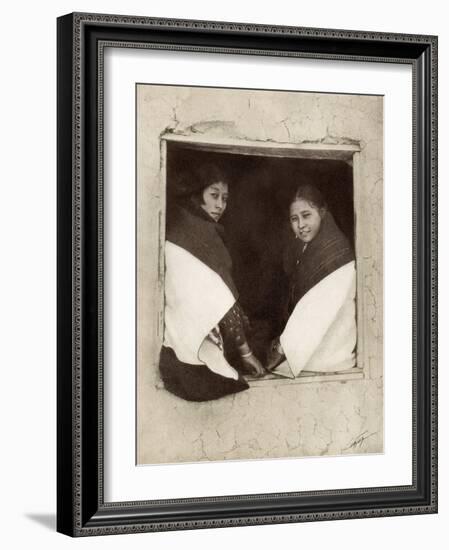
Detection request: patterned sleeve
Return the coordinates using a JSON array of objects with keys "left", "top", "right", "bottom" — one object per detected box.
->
[{"left": 218, "top": 302, "right": 250, "bottom": 348}]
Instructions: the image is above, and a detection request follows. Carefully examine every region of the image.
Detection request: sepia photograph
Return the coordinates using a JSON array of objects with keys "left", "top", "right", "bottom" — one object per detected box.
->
[
  {"left": 136, "top": 83, "right": 383, "bottom": 465},
  {"left": 55, "top": 9, "right": 438, "bottom": 537}
]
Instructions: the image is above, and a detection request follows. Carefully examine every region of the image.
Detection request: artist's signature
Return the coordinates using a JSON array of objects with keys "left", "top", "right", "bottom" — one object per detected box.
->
[{"left": 344, "top": 430, "right": 377, "bottom": 451}]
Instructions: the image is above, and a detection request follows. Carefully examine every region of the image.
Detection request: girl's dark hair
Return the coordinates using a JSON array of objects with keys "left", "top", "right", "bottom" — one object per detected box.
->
[
  {"left": 189, "top": 163, "right": 229, "bottom": 206},
  {"left": 291, "top": 184, "right": 327, "bottom": 210},
  {"left": 194, "top": 163, "right": 229, "bottom": 189}
]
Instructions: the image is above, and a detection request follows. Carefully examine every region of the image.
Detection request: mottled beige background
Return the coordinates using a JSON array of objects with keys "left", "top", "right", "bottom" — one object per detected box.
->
[{"left": 136, "top": 84, "right": 383, "bottom": 464}]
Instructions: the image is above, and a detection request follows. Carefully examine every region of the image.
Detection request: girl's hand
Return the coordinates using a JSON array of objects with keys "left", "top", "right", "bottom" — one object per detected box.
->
[
  {"left": 266, "top": 339, "right": 285, "bottom": 371},
  {"left": 241, "top": 353, "right": 266, "bottom": 378}
]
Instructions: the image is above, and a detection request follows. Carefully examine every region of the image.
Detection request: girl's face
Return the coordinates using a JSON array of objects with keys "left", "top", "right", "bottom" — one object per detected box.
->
[
  {"left": 200, "top": 181, "right": 229, "bottom": 222},
  {"left": 289, "top": 199, "right": 325, "bottom": 243}
]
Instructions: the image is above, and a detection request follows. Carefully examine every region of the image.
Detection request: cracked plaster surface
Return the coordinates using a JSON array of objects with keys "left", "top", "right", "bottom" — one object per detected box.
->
[
  {"left": 137, "top": 85, "right": 383, "bottom": 464},
  {"left": 139, "top": 371, "right": 383, "bottom": 464}
]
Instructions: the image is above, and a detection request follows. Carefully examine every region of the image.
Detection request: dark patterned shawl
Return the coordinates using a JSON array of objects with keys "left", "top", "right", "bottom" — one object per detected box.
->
[
  {"left": 166, "top": 202, "right": 239, "bottom": 299},
  {"left": 283, "top": 212, "right": 354, "bottom": 312}
]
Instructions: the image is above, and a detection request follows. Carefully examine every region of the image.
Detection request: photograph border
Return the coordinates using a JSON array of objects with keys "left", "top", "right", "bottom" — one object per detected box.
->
[{"left": 57, "top": 12, "right": 437, "bottom": 536}]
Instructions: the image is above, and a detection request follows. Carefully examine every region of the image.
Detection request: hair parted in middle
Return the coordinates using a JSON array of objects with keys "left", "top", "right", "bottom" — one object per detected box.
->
[{"left": 290, "top": 184, "right": 327, "bottom": 211}]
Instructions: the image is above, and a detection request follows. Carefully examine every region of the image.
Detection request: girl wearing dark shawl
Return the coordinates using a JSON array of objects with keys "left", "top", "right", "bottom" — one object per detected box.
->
[
  {"left": 160, "top": 164, "right": 265, "bottom": 401},
  {"left": 266, "top": 185, "right": 356, "bottom": 377}
]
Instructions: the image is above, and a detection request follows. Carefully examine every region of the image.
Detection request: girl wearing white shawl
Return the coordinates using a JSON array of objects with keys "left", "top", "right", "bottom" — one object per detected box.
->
[
  {"left": 266, "top": 185, "right": 357, "bottom": 377},
  {"left": 160, "top": 164, "right": 264, "bottom": 402}
]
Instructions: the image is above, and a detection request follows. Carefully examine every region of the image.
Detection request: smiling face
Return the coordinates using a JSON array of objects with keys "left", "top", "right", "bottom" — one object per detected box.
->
[
  {"left": 200, "top": 181, "right": 229, "bottom": 222},
  {"left": 289, "top": 198, "right": 325, "bottom": 243}
]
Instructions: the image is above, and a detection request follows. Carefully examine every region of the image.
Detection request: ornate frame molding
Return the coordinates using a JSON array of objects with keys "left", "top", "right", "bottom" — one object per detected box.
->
[{"left": 57, "top": 12, "right": 437, "bottom": 536}]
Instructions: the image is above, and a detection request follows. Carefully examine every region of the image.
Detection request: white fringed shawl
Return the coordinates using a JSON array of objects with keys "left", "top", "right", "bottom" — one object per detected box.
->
[
  {"left": 277, "top": 261, "right": 356, "bottom": 377},
  {"left": 163, "top": 242, "right": 239, "bottom": 380}
]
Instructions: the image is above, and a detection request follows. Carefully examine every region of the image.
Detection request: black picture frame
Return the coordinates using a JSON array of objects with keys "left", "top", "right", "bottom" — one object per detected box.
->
[{"left": 57, "top": 12, "right": 438, "bottom": 536}]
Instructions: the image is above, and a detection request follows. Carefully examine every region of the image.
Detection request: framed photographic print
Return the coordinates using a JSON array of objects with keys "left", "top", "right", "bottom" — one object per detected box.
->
[{"left": 57, "top": 12, "right": 438, "bottom": 536}]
